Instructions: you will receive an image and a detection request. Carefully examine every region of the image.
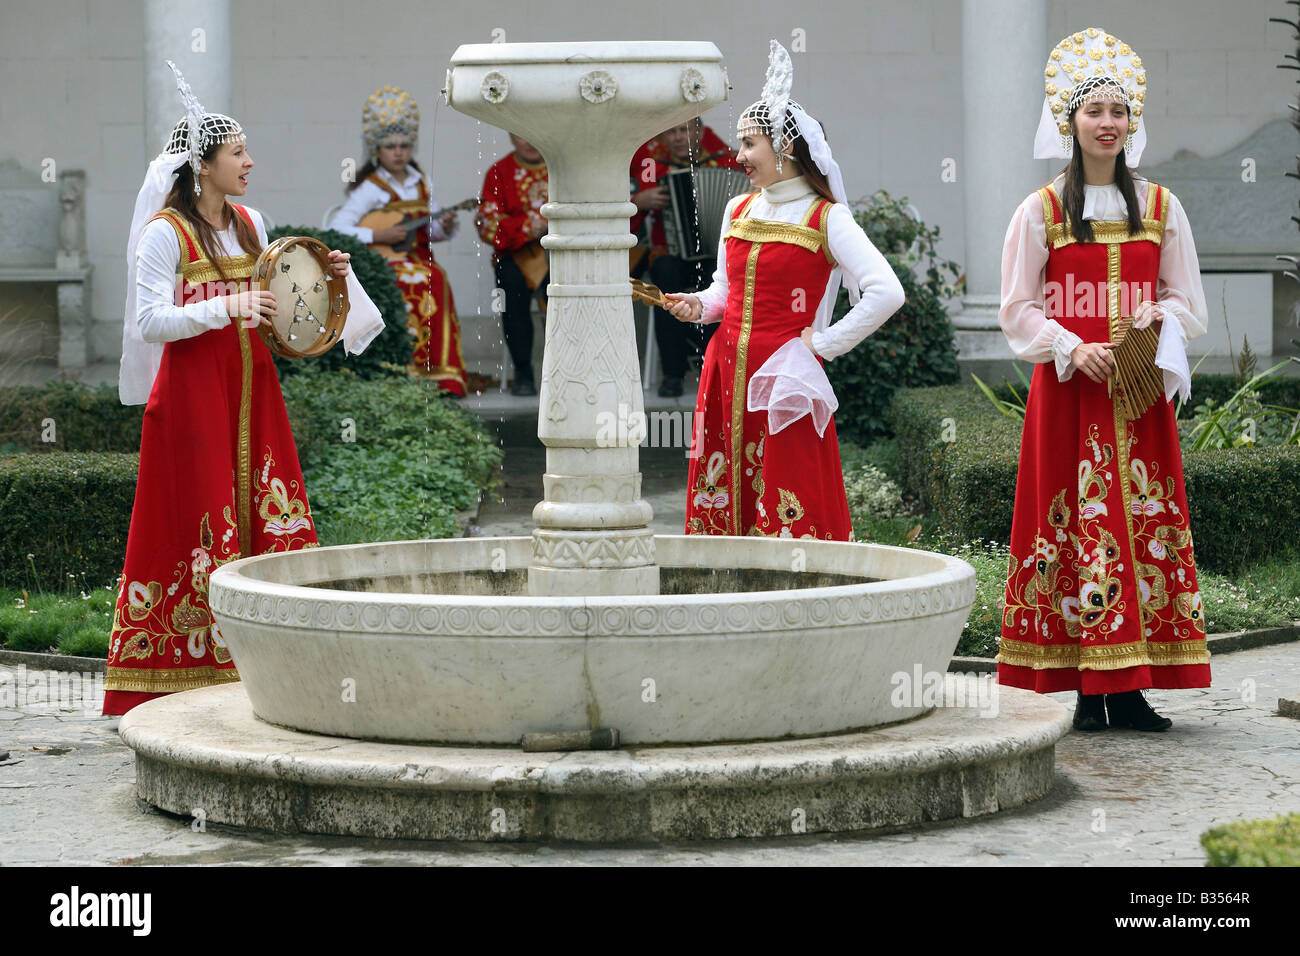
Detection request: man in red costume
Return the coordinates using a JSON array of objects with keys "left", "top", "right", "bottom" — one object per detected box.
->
[
  {"left": 630, "top": 118, "right": 741, "bottom": 397},
  {"left": 477, "top": 134, "right": 549, "bottom": 396}
]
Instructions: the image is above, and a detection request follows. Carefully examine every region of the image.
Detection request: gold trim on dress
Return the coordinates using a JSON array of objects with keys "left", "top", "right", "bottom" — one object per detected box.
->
[
  {"left": 1039, "top": 183, "right": 1167, "bottom": 249},
  {"left": 235, "top": 307, "right": 254, "bottom": 557},
  {"left": 730, "top": 242, "right": 763, "bottom": 536},
  {"left": 181, "top": 254, "right": 259, "bottom": 285},
  {"left": 105, "top": 664, "right": 242, "bottom": 693},
  {"left": 724, "top": 218, "right": 824, "bottom": 254},
  {"left": 997, "top": 635, "right": 1210, "bottom": 670},
  {"left": 381, "top": 198, "right": 428, "bottom": 215}
]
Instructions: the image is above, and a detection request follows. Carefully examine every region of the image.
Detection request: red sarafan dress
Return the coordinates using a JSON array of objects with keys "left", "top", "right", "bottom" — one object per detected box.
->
[
  {"left": 103, "top": 205, "right": 318, "bottom": 716},
  {"left": 685, "top": 193, "right": 853, "bottom": 540},
  {"left": 997, "top": 181, "right": 1211, "bottom": 694},
  {"left": 365, "top": 173, "right": 466, "bottom": 395}
]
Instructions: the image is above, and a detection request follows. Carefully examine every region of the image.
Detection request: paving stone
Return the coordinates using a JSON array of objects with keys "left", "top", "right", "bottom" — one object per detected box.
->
[{"left": 2, "top": 642, "right": 1296, "bottom": 865}]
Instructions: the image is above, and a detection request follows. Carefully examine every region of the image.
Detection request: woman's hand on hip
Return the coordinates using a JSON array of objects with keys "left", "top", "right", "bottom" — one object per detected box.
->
[
  {"left": 1071, "top": 340, "right": 1117, "bottom": 384},
  {"left": 664, "top": 293, "right": 702, "bottom": 323},
  {"left": 800, "top": 327, "right": 819, "bottom": 356},
  {"left": 225, "top": 289, "right": 277, "bottom": 329}
]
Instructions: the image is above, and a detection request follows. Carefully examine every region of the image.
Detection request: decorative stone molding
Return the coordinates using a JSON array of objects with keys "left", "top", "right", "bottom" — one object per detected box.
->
[
  {"left": 481, "top": 71, "right": 509, "bottom": 103},
  {"left": 579, "top": 70, "right": 617, "bottom": 103},
  {"left": 680, "top": 68, "right": 707, "bottom": 102}
]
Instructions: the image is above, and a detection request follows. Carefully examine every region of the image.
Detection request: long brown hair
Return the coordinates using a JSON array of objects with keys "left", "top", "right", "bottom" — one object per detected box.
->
[
  {"left": 163, "top": 143, "right": 262, "bottom": 281},
  {"left": 739, "top": 106, "right": 836, "bottom": 203},
  {"left": 346, "top": 158, "right": 424, "bottom": 193},
  {"left": 1059, "top": 105, "right": 1143, "bottom": 243}
]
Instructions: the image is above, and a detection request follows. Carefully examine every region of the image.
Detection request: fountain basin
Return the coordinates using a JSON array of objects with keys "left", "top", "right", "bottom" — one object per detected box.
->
[{"left": 208, "top": 536, "right": 976, "bottom": 745}]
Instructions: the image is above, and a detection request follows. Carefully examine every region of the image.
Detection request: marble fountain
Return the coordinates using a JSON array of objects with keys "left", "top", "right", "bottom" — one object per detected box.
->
[{"left": 119, "top": 41, "right": 1069, "bottom": 843}]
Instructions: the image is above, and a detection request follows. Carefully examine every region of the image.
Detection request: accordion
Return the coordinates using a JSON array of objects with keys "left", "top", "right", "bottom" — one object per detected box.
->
[{"left": 660, "top": 166, "right": 751, "bottom": 262}]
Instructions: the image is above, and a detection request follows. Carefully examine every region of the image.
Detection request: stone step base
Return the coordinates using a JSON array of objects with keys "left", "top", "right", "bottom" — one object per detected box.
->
[{"left": 120, "top": 679, "right": 1069, "bottom": 843}]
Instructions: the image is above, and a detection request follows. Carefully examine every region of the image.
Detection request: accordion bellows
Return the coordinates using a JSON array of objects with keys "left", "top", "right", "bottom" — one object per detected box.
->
[{"left": 661, "top": 167, "right": 752, "bottom": 262}]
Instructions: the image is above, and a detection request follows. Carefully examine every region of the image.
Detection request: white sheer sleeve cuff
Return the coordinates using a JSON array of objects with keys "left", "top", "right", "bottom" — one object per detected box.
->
[
  {"left": 1052, "top": 327, "right": 1083, "bottom": 381},
  {"left": 1153, "top": 306, "right": 1191, "bottom": 403}
]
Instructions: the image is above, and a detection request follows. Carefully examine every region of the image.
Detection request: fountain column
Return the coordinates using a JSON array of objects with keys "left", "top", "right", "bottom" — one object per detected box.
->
[{"left": 445, "top": 42, "right": 728, "bottom": 596}]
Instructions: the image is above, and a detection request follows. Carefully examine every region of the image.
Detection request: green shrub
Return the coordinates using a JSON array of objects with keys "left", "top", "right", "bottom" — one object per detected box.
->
[
  {"left": 266, "top": 225, "right": 413, "bottom": 380},
  {"left": 888, "top": 385, "right": 1300, "bottom": 574},
  {"left": 1202, "top": 813, "right": 1300, "bottom": 866},
  {"left": 0, "top": 453, "right": 137, "bottom": 591},
  {"left": 0, "top": 382, "right": 143, "bottom": 453},
  {"left": 825, "top": 192, "right": 961, "bottom": 445},
  {"left": 279, "top": 365, "right": 502, "bottom": 545}
]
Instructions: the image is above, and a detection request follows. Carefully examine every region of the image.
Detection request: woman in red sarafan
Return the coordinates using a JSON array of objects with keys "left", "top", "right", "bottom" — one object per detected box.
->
[
  {"left": 328, "top": 86, "right": 467, "bottom": 395},
  {"left": 996, "top": 28, "right": 1211, "bottom": 732},
  {"left": 665, "top": 40, "right": 904, "bottom": 540},
  {"left": 104, "top": 63, "right": 380, "bottom": 716}
]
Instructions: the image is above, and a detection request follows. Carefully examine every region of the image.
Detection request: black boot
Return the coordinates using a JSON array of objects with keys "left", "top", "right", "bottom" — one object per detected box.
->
[
  {"left": 1105, "top": 690, "right": 1173, "bottom": 732},
  {"left": 1073, "top": 691, "right": 1107, "bottom": 732}
]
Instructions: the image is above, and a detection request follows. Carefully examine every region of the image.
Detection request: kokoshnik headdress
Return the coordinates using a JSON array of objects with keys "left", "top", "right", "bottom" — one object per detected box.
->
[
  {"left": 1033, "top": 27, "right": 1148, "bottom": 166},
  {"left": 738, "top": 40, "right": 857, "bottom": 332},
  {"left": 362, "top": 85, "right": 420, "bottom": 161},
  {"left": 119, "top": 60, "right": 246, "bottom": 405}
]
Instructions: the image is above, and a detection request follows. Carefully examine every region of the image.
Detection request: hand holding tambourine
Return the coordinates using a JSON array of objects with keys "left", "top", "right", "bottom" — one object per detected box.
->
[{"left": 249, "top": 236, "right": 351, "bottom": 359}]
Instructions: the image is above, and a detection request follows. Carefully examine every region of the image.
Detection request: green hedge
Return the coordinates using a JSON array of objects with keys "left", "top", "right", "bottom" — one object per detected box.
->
[
  {"left": 266, "top": 225, "right": 413, "bottom": 381},
  {"left": 0, "top": 452, "right": 137, "bottom": 590},
  {"left": 0, "top": 367, "right": 503, "bottom": 589},
  {"left": 825, "top": 192, "right": 961, "bottom": 445},
  {"left": 1202, "top": 813, "right": 1300, "bottom": 866},
  {"left": 280, "top": 365, "right": 502, "bottom": 545},
  {"left": 889, "top": 385, "right": 1300, "bottom": 574},
  {"left": 0, "top": 382, "right": 144, "bottom": 453}
]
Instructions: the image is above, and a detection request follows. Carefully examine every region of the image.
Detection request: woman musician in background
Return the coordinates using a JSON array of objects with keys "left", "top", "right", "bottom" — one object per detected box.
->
[{"left": 330, "top": 85, "right": 469, "bottom": 395}]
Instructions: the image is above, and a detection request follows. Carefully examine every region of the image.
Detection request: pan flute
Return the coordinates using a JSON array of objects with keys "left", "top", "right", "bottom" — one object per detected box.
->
[
  {"left": 1109, "top": 315, "right": 1163, "bottom": 421},
  {"left": 660, "top": 166, "right": 751, "bottom": 262}
]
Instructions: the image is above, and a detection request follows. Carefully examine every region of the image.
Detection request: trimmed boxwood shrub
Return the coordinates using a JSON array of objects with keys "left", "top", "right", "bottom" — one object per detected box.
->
[
  {"left": 266, "top": 225, "right": 412, "bottom": 381},
  {"left": 1202, "top": 813, "right": 1300, "bottom": 866},
  {"left": 0, "top": 382, "right": 144, "bottom": 453},
  {"left": 279, "top": 365, "right": 503, "bottom": 545},
  {"left": 0, "top": 452, "right": 137, "bottom": 590},
  {"left": 888, "top": 385, "right": 1300, "bottom": 574},
  {"left": 825, "top": 192, "right": 961, "bottom": 445}
]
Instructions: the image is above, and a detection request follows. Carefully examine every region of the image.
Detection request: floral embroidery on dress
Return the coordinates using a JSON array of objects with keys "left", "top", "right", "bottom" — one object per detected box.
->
[
  {"left": 692, "top": 451, "right": 730, "bottom": 509},
  {"left": 1003, "top": 421, "right": 1207, "bottom": 647},
  {"left": 255, "top": 448, "right": 314, "bottom": 544}
]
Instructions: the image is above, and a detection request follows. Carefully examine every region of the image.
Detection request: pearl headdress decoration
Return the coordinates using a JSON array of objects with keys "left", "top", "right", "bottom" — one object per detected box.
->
[
  {"left": 737, "top": 40, "right": 860, "bottom": 334},
  {"left": 164, "top": 60, "right": 245, "bottom": 197},
  {"left": 740, "top": 40, "right": 803, "bottom": 172},
  {"left": 1033, "top": 28, "right": 1147, "bottom": 166},
  {"left": 362, "top": 85, "right": 420, "bottom": 160}
]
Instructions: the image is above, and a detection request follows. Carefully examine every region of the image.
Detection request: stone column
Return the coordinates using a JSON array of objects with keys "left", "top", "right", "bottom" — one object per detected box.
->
[
  {"left": 953, "top": 0, "right": 1049, "bottom": 359},
  {"left": 143, "top": 0, "right": 233, "bottom": 157},
  {"left": 446, "top": 43, "right": 728, "bottom": 597}
]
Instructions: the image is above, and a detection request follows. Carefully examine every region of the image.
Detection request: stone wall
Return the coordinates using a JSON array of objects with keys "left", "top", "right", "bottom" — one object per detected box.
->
[{"left": 0, "top": 0, "right": 1295, "bottom": 369}]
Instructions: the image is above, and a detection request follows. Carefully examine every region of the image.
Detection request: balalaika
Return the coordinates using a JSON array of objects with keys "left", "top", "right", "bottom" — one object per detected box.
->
[{"left": 660, "top": 166, "right": 751, "bottom": 262}]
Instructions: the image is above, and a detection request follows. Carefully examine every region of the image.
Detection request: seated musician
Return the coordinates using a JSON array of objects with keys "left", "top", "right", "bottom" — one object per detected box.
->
[
  {"left": 329, "top": 85, "right": 467, "bottom": 395},
  {"left": 477, "top": 134, "right": 549, "bottom": 397},
  {"left": 630, "top": 117, "right": 742, "bottom": 398}
]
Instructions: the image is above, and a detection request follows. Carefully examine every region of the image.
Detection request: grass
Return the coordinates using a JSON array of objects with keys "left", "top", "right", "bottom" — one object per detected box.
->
[{"left": 0, "top": 584, "right": 117, "bottom": 657}]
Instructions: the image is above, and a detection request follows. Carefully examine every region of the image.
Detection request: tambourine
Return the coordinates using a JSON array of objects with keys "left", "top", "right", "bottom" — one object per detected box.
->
[{"left": 251, "top": 236, "right": 348, "bottom": 359}]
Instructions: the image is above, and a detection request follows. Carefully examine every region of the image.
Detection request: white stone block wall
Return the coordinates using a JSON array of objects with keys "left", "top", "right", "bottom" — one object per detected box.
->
[{"left": 0, "top": 0, "right": 1294, "bottom": 365}]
